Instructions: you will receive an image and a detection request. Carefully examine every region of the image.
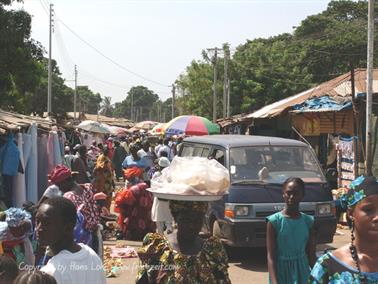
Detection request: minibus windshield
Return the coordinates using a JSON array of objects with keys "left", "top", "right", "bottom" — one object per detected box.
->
[{"left": 229, "top": 146, "right": 326, "bottom": 184}]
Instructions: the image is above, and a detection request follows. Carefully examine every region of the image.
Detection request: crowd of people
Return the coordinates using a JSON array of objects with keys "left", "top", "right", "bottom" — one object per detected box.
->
[
  {"left": 0, "top": 128, "right": 377, "bottom": 284},
  {"left": 0, "top": 131, "right": 186, "bottom": 283}
]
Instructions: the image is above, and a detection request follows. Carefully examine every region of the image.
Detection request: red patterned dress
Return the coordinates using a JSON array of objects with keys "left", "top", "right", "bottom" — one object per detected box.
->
[
  {"left": 115, "top": 182, "right": 155, "bottom": 241},
  {"left": 63, "top": 183, "right": 100, "bottom": 232}
]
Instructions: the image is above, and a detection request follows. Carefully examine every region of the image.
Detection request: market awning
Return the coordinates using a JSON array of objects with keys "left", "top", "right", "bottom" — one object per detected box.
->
[
  {"left": 245, "top": 87, "right": 317, "bottom": 119},
  {"left": 245, "top": 68, "right": 378, "bottom": 119},
  {"left": 290, "top": 95, "right": 353, "bottom": 113}
]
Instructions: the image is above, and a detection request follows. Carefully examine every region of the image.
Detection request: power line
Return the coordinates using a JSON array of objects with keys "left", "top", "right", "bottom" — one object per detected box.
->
[
  {"left": 56, "top": 19, "right": 170, "bottom": 88},
  {"left": 80, "top": 70, "right": 132, "bottom": 89},
  {"left": 38, "top": 0, "right": 49, "bottom": 16}
]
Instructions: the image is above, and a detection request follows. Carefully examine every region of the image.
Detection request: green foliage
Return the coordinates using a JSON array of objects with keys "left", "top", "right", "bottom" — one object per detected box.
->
[
  {"left": 0, "top": 0, "right": 104, "bottom": 117},
  {"left": 113, "top": 86, "right": 159, "bottom": 121},
  {"left": 0, "top": 4, "right": 42, "bottom": 111},
  {"left": 176, "top": 59, "right": 222, "bottom": 120},
  {"left": 77, "top": 86, "right": 102, "bottom": 114}
]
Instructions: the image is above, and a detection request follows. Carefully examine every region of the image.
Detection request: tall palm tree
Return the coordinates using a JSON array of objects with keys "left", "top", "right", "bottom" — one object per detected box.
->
[{"left": 100, "top": 96, "right": 113, "bottom": 117}]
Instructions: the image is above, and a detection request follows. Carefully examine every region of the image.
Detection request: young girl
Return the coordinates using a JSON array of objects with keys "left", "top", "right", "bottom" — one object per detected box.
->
[
  {"left": 309, "top": 176, "right": 378, "bottom": 283},
  {"left": 266, "top": 177, "right": 316, "bottom": 284}
]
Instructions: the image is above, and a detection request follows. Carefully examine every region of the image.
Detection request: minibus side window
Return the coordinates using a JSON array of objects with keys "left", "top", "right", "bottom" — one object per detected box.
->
[
  {"left": 201, "top": 147, "right": 210, "bottom": 157},
  {"left": 211, "top": 149, "right": 225, "bottom": 166},
  {"left": 181, "top": 145, "right": 194, "bottom": 156}
]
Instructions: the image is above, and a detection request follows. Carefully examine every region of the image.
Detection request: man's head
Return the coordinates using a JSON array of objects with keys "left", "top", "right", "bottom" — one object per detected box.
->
[
  {"left": 77, "top": 145, "right": 87, "bottom": 157},
  {"left": 142, "top": 141, "right": 150, "bottom": 152},
  {"left": 158, "top": 157, "right": 170, "bottom": 170},
  {"left": 130, "top": 144, "right": 139, "bottom": 158},
  {"left": 36, "top": 197, "right": 77, "bottom": 247},
  {"left": 64, "top": 146, "right": 71, "bottom": 155},
  {"left": 163, "top": 138, "right": 170, "bottom": 146},
  {"left": 103, "top": 145, "right": 110, "bottom": 156}
]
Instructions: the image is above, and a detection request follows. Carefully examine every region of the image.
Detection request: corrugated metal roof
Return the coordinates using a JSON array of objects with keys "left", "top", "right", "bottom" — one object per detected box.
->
[
  {"left": 65, "top": 112, "right": 134, "bottom": 128},
  {"left": 245, "top": 69, "right": 378, "bottom": 119},
  {"left": 245, "top": 87, "right": 317, "bottom": 119},
  {"left": 0, "top": 109, "right": 53, "bottom": 133}
]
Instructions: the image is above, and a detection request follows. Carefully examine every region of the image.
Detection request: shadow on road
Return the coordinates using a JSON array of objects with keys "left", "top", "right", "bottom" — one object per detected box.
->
[{"left": 226, "top": 247, "right": 268, "bottom": 273}]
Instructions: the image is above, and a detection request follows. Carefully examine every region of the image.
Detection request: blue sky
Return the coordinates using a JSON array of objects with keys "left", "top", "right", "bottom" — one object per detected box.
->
[{"left": 16, "top": 0, "right": 330, "bottom": 103}]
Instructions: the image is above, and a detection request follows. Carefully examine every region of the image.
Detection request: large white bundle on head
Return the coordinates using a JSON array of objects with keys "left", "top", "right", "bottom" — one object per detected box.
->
[{"left": 150, "top": 156, "right": 230, "bottom": 195}]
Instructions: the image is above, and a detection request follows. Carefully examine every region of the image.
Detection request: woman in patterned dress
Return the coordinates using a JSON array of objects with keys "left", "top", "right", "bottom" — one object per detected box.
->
[
  {"left": 309, "top": 176, "right": 378, "bottom": 283},
  {"left": 136, "top": 200, "right": 231, "bottom": 284},
  {"left": 49, "top": 165, "right": 102, "bottom": 252},
  {"left": 93, "top": 146, "right": 115, "bottom": 210}
]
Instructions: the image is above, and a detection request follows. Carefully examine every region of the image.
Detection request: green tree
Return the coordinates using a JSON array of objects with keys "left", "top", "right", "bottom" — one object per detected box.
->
[
  {"left": 113, "top": 86, "right": 159, "bottom": 121},
  {"left": 77, "top": 86, "right": 102, "bottom": 114},
  {"left": 176, "top": 59, "right": 222, "bottom": 120},
  {"left": 0, "top": 0, "right": 45, "bottom": 112}
]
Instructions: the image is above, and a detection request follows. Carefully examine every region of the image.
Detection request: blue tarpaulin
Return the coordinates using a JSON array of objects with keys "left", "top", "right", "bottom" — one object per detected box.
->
[{"left": 292, "top": 96, "right": 352, "bottom": 113}]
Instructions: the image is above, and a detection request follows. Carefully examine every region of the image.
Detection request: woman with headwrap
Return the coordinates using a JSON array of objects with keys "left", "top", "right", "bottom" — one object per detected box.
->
[
  {"left": 136, "top": 200, "right": 231, "bottom": 284},
  {"left": 0, "top": 208, "right": 34, "bottom": 266},
  {"left": 48, "top": 165, "right": 103, "bottom": 252},
  {"left": 309, "top": 176, "right": 378, "bottom": 283},
  {"left": 122, "top": 145, "right": 148, "bottom": 174},
  {"left": 93, "top": 146, "right": 115, "bottom": 210},
  {"left": 114, "top": 170, "right": 155, "bottom": 241}
]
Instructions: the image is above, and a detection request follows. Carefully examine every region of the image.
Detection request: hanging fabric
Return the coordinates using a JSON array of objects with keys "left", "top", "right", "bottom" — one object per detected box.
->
[
  {"left": 0, "top": 132, "right": 20, "bottom": 176},
  {"left": 12, "top": 133, "right": 26, "bottom": 208},
  {"left": 24, "top": 123, "right": 38, "bottom": 203},
  {"left": 53, "top": 131, "right": 62, "bottom": 166},
  {"left": 47, "top": 132, "right": 55, "bottom": 175},
  {"left": 38, "top": 134, "right": 48, "bottom": 199}
]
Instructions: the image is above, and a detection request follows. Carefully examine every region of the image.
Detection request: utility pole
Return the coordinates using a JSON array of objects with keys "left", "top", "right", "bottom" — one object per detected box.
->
[
  {"left": 171, "top": 84, "right": 176, "bottom": 119},
  {"left": 227, "top": 77, "right": 230, "bottom": 118},
  {"left": 223, "top": 46, "right": 229, "bottom": 118},
  {"left": 47, "top": 4, "right": 54, "bottom": 114},
  {"left": 212, "top": 47, "right": 218, "bottom": 122},
  {"left": 366, "top": 0, "right": 375, "bottom": 176},
  {"left": 130, "top": 92, "right": 134, "bottom": 121},
  {"left": 158, "top": 103, "right": 161, "bottom": 122},
  {"left": 74, "top": 65, "right": 78, "bottom": 120}
]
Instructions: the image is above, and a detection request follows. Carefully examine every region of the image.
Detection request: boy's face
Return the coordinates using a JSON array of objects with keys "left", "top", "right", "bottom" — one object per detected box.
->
[{"left": 35, "top": 204, "right": 65, "bottom": 247}]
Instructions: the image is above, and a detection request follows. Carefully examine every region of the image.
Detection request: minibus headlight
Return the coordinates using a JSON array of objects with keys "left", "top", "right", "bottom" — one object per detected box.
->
[
  {"left": 317, "top": 204, "right": 331, "bottom": 216},
  {"left": 235, "top": 206, "right": 249, "bottom": 216}
]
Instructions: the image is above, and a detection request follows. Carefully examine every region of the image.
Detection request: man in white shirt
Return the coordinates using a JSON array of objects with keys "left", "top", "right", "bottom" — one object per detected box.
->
[
  {"left": 158, "top": 138, "right": 174, "bottom": 161},
  {"left": 36, "top": 197, "right": 106, "bottom": 284},
  {"left": 154, "top": 138, "right": 164, "bottom": 157}
]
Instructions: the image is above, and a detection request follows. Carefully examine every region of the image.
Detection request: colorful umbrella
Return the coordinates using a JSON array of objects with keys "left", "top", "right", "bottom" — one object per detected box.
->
[
  {"left": 163, "top": 115, "right": 220, "bottom": 136},
  {"left": 77, "top": 120, "right": 111, "bottom": 134},
  {"left": 134, "top": 121, "right": 159, "bottom": 131},
  {"left": 108, "top": 126, "right": 128, "bottom": 137},
  {"left": 149, "top": 123, "right": 165, "bottom": 135}
]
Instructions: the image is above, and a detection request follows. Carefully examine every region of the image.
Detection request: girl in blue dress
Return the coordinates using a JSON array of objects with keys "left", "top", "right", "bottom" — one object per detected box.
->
[{"left": 266, "top": 177, "right": 316, "bottom": 284}]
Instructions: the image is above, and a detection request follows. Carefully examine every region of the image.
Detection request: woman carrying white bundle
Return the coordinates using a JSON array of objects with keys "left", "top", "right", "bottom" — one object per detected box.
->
[{"left": 151, "top": 157, "right": 174, "bottom": 235}]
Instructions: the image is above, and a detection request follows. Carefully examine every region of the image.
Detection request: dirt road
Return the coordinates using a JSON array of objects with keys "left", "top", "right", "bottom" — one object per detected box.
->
[{"left": 106, "top": 228, "right": 350, "bottom": 284}]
